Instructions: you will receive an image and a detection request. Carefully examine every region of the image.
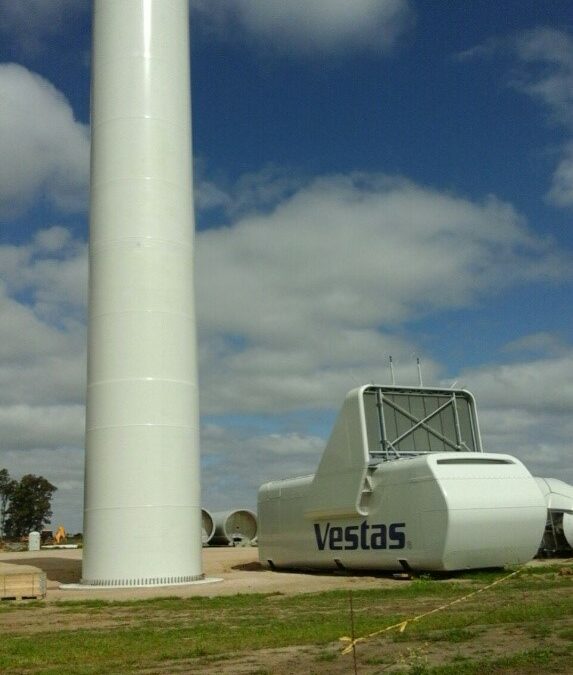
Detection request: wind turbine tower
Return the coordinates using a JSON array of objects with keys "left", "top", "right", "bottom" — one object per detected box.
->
[{"left": 82, "top": 0, "right": 202, "bottom": 586}]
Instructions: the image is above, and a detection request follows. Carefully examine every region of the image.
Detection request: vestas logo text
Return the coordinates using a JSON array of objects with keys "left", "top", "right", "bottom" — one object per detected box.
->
[{"left": 314, "top": 521, "right": 406, "bottom": 551}]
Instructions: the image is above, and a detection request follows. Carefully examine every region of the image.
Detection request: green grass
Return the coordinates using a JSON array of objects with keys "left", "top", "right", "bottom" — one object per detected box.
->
[
  {"left": 0, "top": 600, "right": 46, "bottom": 613},
  {"left": 1, "top": 566, "right": 572, "bottom": 674},
  {"left": 424, "top": 627, "right": 477, "bottom": 642},
  {"left": 414, "top": 644, "right": 573, "bottom": 674}
]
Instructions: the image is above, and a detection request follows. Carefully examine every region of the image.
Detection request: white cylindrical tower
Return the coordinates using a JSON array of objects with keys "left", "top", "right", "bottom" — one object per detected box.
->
[
  {"left": 211, "top": 510, "right": 258, "bottom": 546},
  {"left": 82, "top": 0, "right": 202, "bottom": 586},
  {"left": 201, "top": 508, "right": 215, "bottom": 545}
]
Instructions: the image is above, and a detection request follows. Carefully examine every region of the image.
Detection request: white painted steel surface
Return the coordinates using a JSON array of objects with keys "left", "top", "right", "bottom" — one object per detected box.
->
[
  {"left": 28, "top": 532, "right": 41, "bottom": 552},
  {"left": 83, "top": 0, "right": 202, "bottom": 586},
  {"left": 211, "top": 510, "right": 258, "bottom": 546},
  {"left": 258, "top": 386, "right": 547, "bottom": 572},
  {"left": 535, "top": 477, "right": 573, "bottom": 549},
  {"left": 565, "top": 513, "right": 573, "bottom": 548},
  {"left": 535, "top": 477, "right": 573, "bottom": 514},
  {"left": 201, "top": 509, "right": 215, "bottom": 545}
]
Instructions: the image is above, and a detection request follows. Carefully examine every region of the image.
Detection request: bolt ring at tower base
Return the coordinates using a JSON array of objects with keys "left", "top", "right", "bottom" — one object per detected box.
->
[{"left": 61, "top": 575, "right": 222, "bottom": 590}]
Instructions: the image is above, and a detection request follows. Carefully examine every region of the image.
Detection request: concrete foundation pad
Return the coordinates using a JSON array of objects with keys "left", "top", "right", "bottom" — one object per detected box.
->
[{"left": 61, "top": 577, "right": 222, "bottom": 590}]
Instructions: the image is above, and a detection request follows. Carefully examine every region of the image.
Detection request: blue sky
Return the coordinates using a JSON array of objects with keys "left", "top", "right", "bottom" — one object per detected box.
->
[{"left": 1, "top": 0, "right": 572, "bottom": 533}]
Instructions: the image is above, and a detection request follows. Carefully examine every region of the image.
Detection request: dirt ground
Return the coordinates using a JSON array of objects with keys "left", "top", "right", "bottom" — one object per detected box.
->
[{"left": 0, "top": 546, "right": 401, "bottom": 600}]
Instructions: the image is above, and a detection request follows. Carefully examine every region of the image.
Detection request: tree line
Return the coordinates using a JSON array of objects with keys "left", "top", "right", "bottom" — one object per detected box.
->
[{"left": 0, "top": 468, "right": 57, "bottom": 539}]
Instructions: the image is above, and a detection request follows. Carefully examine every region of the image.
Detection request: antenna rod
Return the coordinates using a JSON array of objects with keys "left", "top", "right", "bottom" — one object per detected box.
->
[
  {"left": 417, "top": 357, "right": 423, "bottom": 386},
  {"left": 389, "top": 355, "right": 395, "bottom": 385}
]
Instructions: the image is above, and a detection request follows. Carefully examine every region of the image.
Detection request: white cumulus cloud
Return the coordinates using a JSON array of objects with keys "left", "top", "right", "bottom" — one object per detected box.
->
[
  {"left": 0, "top": 64, "right": 90, "bottom": 218},
  {"left": 460, "top": 27, "right": 573, "bottom": 208},
  {"left": 196, "top": 173, "right": 568, "bottom": 413},
  {"left": 548, "top": 144, "right": 573, "bottom": 207},
  {"left": 190, "top": 0, "right": 414, "bottom": 55},
  {"left": 1, "top": 172, "right": 571, "bottom": 528},
  {"left": 201, "top": 424, "right": 325, "bottom": 512},
  {"left": 455, "top": 351, "right": 573, "bottom": 483},
  {"left": 513, "top": 28, "right": 573, "bottom": 207}
]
